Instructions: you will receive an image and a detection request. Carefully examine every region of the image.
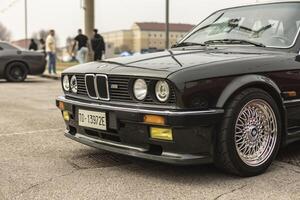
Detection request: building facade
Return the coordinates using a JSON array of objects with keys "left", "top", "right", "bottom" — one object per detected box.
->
[{"left": 102, "top": 22, "right": 194, "bottom": 56}]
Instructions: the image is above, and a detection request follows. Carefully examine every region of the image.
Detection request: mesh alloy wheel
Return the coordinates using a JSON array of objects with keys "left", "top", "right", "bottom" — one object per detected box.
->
[
  {"left": 215, "top": 88, "right": 281, "bottom": 176},
  {"left": 234, "top": 99, "right": 277, "bottom": 167}
]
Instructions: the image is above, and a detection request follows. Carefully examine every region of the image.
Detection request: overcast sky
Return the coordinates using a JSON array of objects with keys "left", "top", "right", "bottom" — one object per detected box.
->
[{"left": 0, "top": 0, "right": 260, "bottom": 46}]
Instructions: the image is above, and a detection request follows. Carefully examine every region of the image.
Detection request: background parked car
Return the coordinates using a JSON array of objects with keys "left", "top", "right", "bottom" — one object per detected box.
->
[{"left": 0, "top": 42, "right": 46, "bottom": 82}]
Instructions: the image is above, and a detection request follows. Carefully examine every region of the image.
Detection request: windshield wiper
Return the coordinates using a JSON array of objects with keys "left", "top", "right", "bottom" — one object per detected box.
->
[
  {"left": 172, "top": 42, "right": 206, "bottom": 48},
  {"left": 204, "top": 39, "right": 265, "bottom": 47}
]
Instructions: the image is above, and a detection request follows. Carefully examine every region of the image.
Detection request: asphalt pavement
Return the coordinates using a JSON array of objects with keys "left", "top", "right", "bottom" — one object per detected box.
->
[{"left": 0, "top": 76, "right": 300, "bottom": 200}]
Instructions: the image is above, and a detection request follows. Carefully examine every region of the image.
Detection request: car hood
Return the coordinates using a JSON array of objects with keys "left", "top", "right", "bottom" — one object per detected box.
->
[{"left": 64, "top": 46, "right": 291, "bottom": 79}]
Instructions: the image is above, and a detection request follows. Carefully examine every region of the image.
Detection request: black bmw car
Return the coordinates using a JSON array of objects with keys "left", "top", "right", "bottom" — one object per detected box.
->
[
  {"left": 0, "top": 42, "right": 46, "bottom": 82},
  {"left": 57, "top": 1, "right": 300, "bottom": 176}
]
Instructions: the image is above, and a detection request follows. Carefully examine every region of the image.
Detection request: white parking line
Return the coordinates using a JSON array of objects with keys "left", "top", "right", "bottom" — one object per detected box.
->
[{"left": 0, "top": 128, "right": 64, "bottom": 137}]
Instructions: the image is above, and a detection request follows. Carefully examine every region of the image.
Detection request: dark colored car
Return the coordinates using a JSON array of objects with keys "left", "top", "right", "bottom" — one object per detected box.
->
[
  {"left": 57, "top": 1, "right": 300, "bottom": 176},
  {"left": 0, "top": 42, "right": 46, "bottom": 82}
]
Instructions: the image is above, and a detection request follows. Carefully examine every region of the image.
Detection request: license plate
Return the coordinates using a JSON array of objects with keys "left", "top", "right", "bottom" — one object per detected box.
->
[{"left": 78, "top": 109, "right": 107, "bottom": 130}]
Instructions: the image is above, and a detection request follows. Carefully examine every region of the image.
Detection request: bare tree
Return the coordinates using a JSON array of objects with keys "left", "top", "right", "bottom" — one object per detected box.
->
[{"left": 0, "top": 23, "right": 11, "bottom": 41}]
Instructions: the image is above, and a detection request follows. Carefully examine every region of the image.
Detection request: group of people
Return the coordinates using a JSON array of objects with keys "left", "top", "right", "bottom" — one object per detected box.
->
[
  {"left": 72, "top": 29, "right": 106, "bottom": 64},
  {"left": 28, "top": 29, "right": 106, "bottom": 75}
]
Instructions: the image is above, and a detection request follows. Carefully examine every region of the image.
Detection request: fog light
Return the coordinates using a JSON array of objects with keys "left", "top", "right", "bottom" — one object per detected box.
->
[
  {"left": 144, "top": 115, "right": 165, "bottom": 125},
  {"left": 58, "top": 101, "right": 65, "bottom": 110},
  {"left": 150, "top": 127, "right": 173, "bottom": 141},
  {"left": 63, "top": 111, "right": 70, "bottom": 121}
]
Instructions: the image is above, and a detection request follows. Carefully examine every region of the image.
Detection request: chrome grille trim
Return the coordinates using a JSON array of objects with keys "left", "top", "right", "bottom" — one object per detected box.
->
[
  {"left": 66, "top": 74, "right": 176, "bottom": 105},
  {"left": 85, "top": 74, "right": 98, "bottom": 99},
  {"left": 95, "top": 74, "right": 110, "bottom": 101}
]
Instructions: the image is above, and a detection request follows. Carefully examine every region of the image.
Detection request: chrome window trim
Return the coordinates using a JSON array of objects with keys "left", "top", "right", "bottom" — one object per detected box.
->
[
  {"left": 267, "top": 27, "right": 300, "bottom": 49},
  {"left": 85, "top": 74, "right": 98, "bottom": 100},
  {"left": 95, "top": 74, "right": 110, "bottom": 101}
]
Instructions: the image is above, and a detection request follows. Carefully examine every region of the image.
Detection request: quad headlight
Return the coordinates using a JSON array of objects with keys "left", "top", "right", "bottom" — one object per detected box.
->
[
  {"left": 62, "top": 75, "right": 70, "bottom": 91},
  {"left": 70, "top": 75, "right": 78, "bottom": 93},
  {"left": 155, "top": 80, "right": 170, "bottom": 102},
  {"left": 133, "top": 79, "right": 147, "bottom": 100}
]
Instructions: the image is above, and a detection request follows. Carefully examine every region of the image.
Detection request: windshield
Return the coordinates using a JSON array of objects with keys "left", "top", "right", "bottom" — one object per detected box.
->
[{"left": 181, "top": 3, "right": 300, "bottom": 48}]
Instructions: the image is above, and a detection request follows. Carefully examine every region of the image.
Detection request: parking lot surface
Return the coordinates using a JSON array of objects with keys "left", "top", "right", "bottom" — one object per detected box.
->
[{"left": 0, "top": 76, "right": 300, "bottom": 200}]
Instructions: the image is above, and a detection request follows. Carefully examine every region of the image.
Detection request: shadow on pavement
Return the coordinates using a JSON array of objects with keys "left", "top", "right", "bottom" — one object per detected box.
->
[
  {"left": 0, "top": 77, "right": 55, "bottom": 84},
  {"left": 66, "top": 140, "right": 300, "bottom": 181},
  {"left": 67, "top": 148, "right": 241, "bottom": 181}
]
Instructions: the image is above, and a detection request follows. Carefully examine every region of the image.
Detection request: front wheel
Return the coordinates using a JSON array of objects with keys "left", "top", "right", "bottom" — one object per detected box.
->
[
  {"left": 5, "top": 62, "right": 28, "bottom": 82},
  {"left": 215, "top": 88, "right": 281, "bottom": 177}
]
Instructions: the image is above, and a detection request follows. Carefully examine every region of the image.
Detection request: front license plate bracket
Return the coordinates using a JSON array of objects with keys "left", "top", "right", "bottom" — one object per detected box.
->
[{"left": 78, "top": 109, "right": 107, "bottom": 131}]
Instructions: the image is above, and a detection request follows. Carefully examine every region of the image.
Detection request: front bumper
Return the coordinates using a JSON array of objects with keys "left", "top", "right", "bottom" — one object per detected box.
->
[{"left": 56, "top": 96, "right": 224, "bottom": 165}]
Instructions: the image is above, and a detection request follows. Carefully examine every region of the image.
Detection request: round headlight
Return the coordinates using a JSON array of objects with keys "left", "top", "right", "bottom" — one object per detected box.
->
[
  {"left": 133, "top": 79, "right": 147, "bottom": 100},
  {"left": 62, "top": 75, "right": 70, "bottom": 91},
  {"left": 70, "top": 75, "right": 78, "bottom": 93},
  {"left": 155, "top": 80, "right": 170, "bottom": 102}
]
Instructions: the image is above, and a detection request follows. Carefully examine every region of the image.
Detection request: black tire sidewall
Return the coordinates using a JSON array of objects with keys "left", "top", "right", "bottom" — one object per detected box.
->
[
  {"left": 6, "top": 62, "right": 27, "bottom": 82},
  {"left": 224, "top": 89, "right": 281, "bottom": 176}
]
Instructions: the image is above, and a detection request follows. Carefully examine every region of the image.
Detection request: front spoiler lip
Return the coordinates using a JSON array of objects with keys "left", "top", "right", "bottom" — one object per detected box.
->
[
  {"left": 65, "top": 132, "right": 212, "bottom": 165},
  {"left": 56, "top": 95, "right": 224, "bottom": 116}
]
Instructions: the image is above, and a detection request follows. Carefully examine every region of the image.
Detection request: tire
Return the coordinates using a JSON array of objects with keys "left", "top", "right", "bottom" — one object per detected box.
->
[
  {"left": 215, "top": 88, "right": 282, "bottom": 177},
  {"left": 5, "top": 62, "right": 28, "bottom": 82}
]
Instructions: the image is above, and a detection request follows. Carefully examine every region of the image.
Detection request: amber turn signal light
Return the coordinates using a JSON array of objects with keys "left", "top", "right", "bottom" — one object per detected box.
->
[
  {"left": 286, "top": 91, "right": 297, "bottom": 97},
  {"left": 144, "top": 115, "right": 165, "bottom": 125},
  {"left": 58, "top": 101, "right": 65, "bottom": 110}
]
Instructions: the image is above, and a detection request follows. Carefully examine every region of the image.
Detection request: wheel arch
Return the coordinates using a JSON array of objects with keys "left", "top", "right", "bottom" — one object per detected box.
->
[{"left": 216, "top": 74, "right": 287, "bottom": 146}]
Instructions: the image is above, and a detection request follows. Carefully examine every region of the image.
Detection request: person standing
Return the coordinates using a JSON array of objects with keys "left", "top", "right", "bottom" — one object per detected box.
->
[
  {"left": 46, "top": 30, "right": 56, "bottom": 74},
  {"left": 28, "top": 39, "right": 38, "bottom": 51},
  {"left": 72, "top": 29, "right": 89, "bottom": 64},
  {"left": 91, "top": 29, "right": 105, "bottom": 61}
]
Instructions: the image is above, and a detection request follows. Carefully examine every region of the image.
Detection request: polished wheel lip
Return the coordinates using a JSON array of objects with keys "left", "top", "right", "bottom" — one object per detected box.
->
[{"left": 234, "top": 99, "right": 277, "bottom": 167}]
